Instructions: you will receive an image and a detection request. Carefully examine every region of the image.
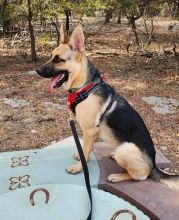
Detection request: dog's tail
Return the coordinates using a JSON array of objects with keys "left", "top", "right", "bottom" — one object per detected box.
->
[{"left": 150, "top": 165, "right": 179, "bottom": 190}]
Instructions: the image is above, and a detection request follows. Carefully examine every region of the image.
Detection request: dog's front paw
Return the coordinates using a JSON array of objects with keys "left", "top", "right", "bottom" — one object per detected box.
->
[
  {"left": 73, "top": 152, "right": 90, "bottom": 162},
  {"left": 66, "top": 162, "right": 82, "bottom": 174},
  {"left": 73, "top": 152, "right": 80, "bottom": 161},
  {"left": 107, "top": 174, "right": 120, "bottom": 183}
]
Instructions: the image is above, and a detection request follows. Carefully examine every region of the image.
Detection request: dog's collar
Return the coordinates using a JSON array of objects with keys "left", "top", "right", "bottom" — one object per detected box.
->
[
  {"left": 68, "top": 74, "right": 106, "bottom": 93},
  {"left": 68, "top": 75, "right": 106, "bottom": 114}
]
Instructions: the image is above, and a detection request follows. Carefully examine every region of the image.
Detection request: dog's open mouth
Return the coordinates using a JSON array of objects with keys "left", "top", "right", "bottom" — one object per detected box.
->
[{"left": 48, "top": 71, "right": 68, "bottom": 93}]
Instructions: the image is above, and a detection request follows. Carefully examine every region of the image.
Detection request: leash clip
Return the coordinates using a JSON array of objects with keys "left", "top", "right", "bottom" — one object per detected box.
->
[{"left": 68, "top": 110, "right": 75, "bottom": 122}]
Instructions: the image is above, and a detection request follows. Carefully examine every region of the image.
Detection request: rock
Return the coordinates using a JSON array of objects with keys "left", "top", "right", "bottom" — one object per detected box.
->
[
  {"left": 142, "top": 96, "right": 179, "bottom": 114},
  {"left": 44, "top": 101, "right": 66, "bottom": 110},
  {"left": 31, "top": 129, "right": 38, "bottom": 134},
  {"left": 128, "top": 101, "right": 134, "bottom": 106},
  {"left": 160, "top": 145, "right": 168, "bottom": 151},
  {"left": 23, "top": 118, "right": 35, "bottom": 123},
  {"left": 2, "top": 98, "right": 31, "bottom": 108},
  {"left": 38, "top": 116, "right": 55, "bottom": 122},
  {"left": 26, "top": 70, "right": 37, "bottom": 75}
]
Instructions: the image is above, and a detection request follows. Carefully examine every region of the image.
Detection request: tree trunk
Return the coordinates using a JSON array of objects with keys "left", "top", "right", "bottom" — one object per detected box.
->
[
  {"left": 176, "top": 1, "right": 179, "bottom": 19},
  {"left": 2, "top": 0, "right": 8, "bottom": 35},
  {"left": 40, "top": 16, "right": 46, "bottom": 26},
  {"left": 117, "top": 10, "right": 121, "bottom": 24},
  {"left": 128, "top": 16, "right": 140, "bottom": 45},
  {"left": 105, "top": 9, "right": 113, "bottom": 23},
  {"left": 127, "top": 0, "right": 149, "bottom": 45},
  {"left": 52, "top": 21, "right": 60, "bottom": 46},
  {"left": 27, "top": 0, "right": 37, "bottom": 62},
  {"left": 130, "top": 17, "right": 139, "bottom": 46},
  {"left": 65, "top": 9, "right": 71, "bottom": 31}
]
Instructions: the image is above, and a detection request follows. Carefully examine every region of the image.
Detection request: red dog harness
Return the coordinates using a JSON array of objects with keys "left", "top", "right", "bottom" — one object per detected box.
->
[
  {"left": 68, "top": 76, "right": 106, "bottom": 113},
  {"left": 68, "top": 83, "right": 94, "bottom": 110}
]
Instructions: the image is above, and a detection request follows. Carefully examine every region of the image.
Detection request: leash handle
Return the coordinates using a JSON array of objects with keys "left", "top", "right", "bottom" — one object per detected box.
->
[{"left": 69, "top": 119, "right": 92, "bottom": 220}]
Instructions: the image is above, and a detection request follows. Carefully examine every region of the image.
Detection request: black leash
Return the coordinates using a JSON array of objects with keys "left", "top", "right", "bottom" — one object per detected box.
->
[
  {"left": 69, "top": 118, "right": 92, "bottom": 220},
  {"left": 68, "top": 81, "right": 116, "bottom": 220}
]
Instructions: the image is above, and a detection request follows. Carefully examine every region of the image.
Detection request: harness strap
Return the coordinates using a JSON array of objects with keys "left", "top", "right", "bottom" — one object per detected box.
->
[
  {"left": 69, "top": 119, "right": 92, "bottom": 220},
  {"left": 98, "top": 85, "right": 116, "bottom": 126},
  {"left": 68, "top": 81, "right": 103, "bottom": 114}
]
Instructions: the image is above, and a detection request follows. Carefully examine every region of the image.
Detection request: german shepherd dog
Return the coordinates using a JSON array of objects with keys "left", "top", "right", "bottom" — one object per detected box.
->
[{"left": 36, "top": 24, "right": 179, "bottom": 190}]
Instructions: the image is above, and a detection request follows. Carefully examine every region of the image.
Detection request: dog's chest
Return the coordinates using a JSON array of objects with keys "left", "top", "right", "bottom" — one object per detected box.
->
[
  {"left": 75, "top": 94, "right": 102, "bottom": 129},
  {"left": 75, "top": 94, "right": 119, "bottom": 146}
]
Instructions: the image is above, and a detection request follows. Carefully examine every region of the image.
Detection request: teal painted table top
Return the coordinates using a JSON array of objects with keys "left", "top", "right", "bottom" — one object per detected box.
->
[{"left": 0, "top": 137, "right": 150, "bottom": 219}]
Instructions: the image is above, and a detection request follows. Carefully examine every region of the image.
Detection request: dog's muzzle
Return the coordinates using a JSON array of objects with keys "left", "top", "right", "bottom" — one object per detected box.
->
[
  {"left": 36, "top": 63, "right": 69, "bottom": 93},
  {"left": 36, "top": 63, "right": 59, "bottom": 78}
]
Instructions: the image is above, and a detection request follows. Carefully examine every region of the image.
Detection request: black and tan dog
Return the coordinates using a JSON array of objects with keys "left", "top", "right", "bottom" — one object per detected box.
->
[{"left": 36, "top": 24, "right": 179, "bottom": 190}]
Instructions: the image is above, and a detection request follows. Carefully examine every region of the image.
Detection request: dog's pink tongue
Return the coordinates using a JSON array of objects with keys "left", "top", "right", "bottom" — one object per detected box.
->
[{"left": 48, "top": 74, "right": 62, "bottom": 93}]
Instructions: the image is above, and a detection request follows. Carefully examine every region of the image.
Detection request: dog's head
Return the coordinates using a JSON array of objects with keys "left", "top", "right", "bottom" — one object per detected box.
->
[{"left": 36, "top": 23, "right": 87, "bottom": 92}]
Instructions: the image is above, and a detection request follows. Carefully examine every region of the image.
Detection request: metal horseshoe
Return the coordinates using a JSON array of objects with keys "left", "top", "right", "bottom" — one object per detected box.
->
[
  {"left": 30, "top": 188, "right": 50, "bottom": 206},
  {"left": 111, "top": 209, "right": 137, "bottom": 220}
]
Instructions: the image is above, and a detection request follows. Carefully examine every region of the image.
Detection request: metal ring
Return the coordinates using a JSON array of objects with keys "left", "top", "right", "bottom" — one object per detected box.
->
[
  {"left": 111, "top": 209, "right": 137, "bottom": 220},
  {"left": 30, "top": 188, "right": 50, "bottom": 206}
]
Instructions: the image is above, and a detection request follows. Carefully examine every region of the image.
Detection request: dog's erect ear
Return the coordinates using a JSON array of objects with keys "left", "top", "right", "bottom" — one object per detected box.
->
[
  {"left": 69, "top": 25, "right": 85, "bottom": 51},
  {"left": 60, "top": 22, "right": 65, "bottom": 43}
]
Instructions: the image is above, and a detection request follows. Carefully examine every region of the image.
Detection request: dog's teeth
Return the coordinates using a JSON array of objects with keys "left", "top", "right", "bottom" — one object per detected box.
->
[{"left": 59, "top": 74, "right": 64, "bottom": 80}]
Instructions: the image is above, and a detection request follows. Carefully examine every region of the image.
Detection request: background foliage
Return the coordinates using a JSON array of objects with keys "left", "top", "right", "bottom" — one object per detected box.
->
[{"left": 0, "top": 0, "right": 178, "bottom": 61}]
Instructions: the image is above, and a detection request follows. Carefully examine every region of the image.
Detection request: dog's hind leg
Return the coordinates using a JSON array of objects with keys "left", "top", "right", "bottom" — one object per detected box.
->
[
  {"left": 107, "top": 142, "right": 152, "bottom": 183},
  {"left": 108, "top": 173, "right": 132, "bottom": 183}
]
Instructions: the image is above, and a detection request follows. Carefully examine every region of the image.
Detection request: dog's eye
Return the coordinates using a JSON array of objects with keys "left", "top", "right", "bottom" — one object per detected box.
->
[{"left": 53, "top": 55, "right": 65, "bottom": 63}]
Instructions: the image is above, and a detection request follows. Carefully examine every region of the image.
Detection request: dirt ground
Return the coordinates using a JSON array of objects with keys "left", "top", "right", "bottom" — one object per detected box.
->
[{"left": 0, "top": 17, "right": 178, "bottom": 174}]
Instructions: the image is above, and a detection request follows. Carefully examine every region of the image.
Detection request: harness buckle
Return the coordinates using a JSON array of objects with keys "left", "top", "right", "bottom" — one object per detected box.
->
[{"left": 78, "top": 92, "right": 88, "bottom": 100}]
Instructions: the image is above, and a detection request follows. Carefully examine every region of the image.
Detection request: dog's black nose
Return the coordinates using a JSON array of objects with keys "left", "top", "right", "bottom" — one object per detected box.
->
[
  {"left": 36, "top": 65, "right": 54, "bottom": 78},
  {"left": 36, "top": 63, "right": 58, "bottom": 78},
  {"left": 36, "top": 66, "right": 50, "bottom": 78}
]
